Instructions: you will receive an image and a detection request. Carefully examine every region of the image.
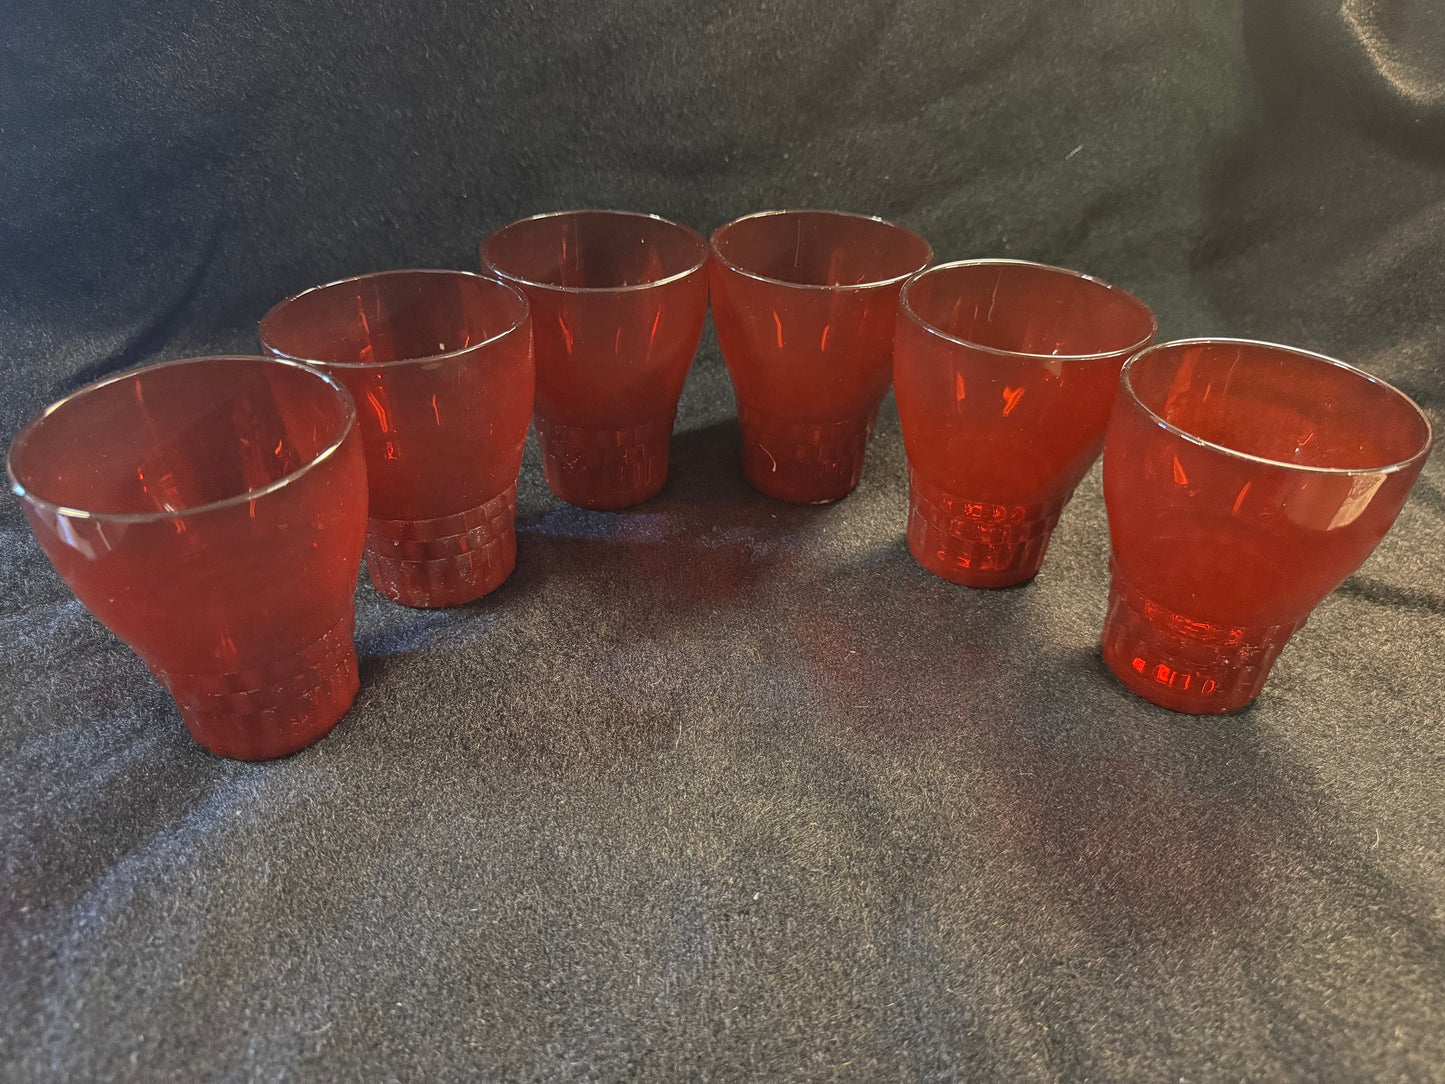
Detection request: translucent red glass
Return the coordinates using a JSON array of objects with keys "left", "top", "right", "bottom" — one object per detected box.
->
[
  {"left": 894, "top": 259, "right": 1156, "bottom": 587},
  {"left": 1102, "top": 339, "right": 1433, "bottom": 713},
  {"left": 260, "top": 270, "right": 533, "bottom": 608},
  {"left": 709, "top": 209, "right": 933, "bottom": 503},
  {"left": 6, "top": 356, "right": 368, "bottom": 759},
  {"left": 481, "top": 210, "right": 709, "bottom": 509}
]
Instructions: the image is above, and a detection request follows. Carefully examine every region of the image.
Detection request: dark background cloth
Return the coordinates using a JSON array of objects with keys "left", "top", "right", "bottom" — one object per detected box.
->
[{"left": 3, "top": 0, "right": 1444, "bottom": 1078}]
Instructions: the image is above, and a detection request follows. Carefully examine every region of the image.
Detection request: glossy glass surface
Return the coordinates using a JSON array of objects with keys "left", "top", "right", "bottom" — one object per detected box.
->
[
  {"left": 710, "top": 210, "right": 933, "bottom": 504},
  {"left": 1102, "top": 339, "right": 1433, "bottom": 713},
  {"left": 894, "top": 260, "right": 1156, "bottom": 587},
  {"left": 7, "top": 356, "right": 368, "bottom": 759},
  {"left": 481, "top": 210, "right": 709, "bottom": 510},
  {"left": 261, "top": 270, "right": 533, "bottom": 607}
]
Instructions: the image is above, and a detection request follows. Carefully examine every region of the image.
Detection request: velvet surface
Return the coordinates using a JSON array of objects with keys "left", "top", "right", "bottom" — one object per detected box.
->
[{"left": 2, "top": 1, "right": 1443, "bottom": 1078}]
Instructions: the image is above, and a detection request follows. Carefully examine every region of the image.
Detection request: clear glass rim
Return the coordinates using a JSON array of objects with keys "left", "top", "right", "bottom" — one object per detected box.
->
[
  {"left": 480, "top": 209, "right": 709, "bottom": 295},
  {"left": 899, "top": 258, "right": 1158, "bottom": 362},
  {"left": 1121, "top": 337, "right": 1435, "bottom": 476},
  {"left": 709, "top": 208, "right": 934, "bottom": 292},
  {"left": 259, "top": 268, "right": 530, "bottom": 370},
  {"left": 7, "top": 354, "right": 359, "bottom": 523}
]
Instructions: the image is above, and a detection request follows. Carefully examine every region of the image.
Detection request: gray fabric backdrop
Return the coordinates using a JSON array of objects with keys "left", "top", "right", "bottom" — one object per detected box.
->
[{"left": 3, "top": 0, "right": 1443, "bottom": 1079}]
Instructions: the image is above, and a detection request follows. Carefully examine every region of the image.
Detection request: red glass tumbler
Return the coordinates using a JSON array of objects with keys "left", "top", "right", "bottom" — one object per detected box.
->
[
  {"left": 6, "top": 356, "right": 368, "bottom": 759},
  {"left": 1102, "top": 339, "right": 1433, "bottom": 713},
  {"left": 709, "top": 209, "right": 933, "bottom": 503},
  {"left": 261, "top": 270, "right": 533, "bottom": 608},
  {"left": 481, "top": 210, "right": 709, "bottom": 509},
  {"left": 893, "top": 259, "right": 1156, "bottom": 587}
]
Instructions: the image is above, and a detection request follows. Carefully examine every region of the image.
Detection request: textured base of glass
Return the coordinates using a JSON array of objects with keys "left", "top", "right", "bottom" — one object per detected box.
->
[
  {"left": 1101, "top": 570, "right": 1301, "bottom": 713},
  {"left": 536, "top": 415, "right": 672, "bottom": 510},
  {"left": 906, "top": 475, "right": 1065, "bottom": 588},
  {"left": 156, "top": 612, "right": 359, "bottom": 760},
  {"left": 365, "top": 485, "right": 518, "bottom": 608},
  {"left": 738, "top": 405, "right": 876, "bottom": 504}
]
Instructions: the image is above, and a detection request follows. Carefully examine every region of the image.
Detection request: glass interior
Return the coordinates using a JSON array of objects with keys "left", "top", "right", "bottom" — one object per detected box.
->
[
  {"left": 711, "top": 210, "right": 932, "bottom": 288},
  {"left": 261, "top": 271, "right": 527, "bottom": 366},
  {"left": 905, "top": 261, "right": 1155, "bottom": 358},
  {"left": 9, "top": 357, "right": 351, "bottom": 516},
  {"left": 1126, "top": 340, "right": 1432, "bottom": 470},
  {"left": 483, "top": 211, "right": 707, "bottom": 290}
]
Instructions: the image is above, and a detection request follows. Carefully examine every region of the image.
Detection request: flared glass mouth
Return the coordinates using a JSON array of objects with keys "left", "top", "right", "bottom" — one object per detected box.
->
[
  {"left": 481, "top": 210, "right": 708, "bottom": 294},
  {"left": 7, "top": 355, "right": 358, "bottom": 522},
  {"left": 710, "top": 209, "right": 933, "bottom": 291},
  {"left": 260, "top": 269, "right": 529, "bottom": 369},
  {"left": 1121, "top": 338, "right": 1434, "bottom": 475},
  {"left": 900, "top": 259, "right": 1157, "bottom": 362}
]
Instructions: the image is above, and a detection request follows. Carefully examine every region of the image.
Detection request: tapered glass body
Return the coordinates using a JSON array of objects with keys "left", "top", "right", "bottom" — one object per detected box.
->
[
  {"left": 262, "top": 270, "right": 533, "bottom": 607},
  {"left": 7, "top": 356, "right": 368, "bottom": 759},
  {"left": 894, "top": 260, "right": 1155, "bottom": 586},
  {"left": 710, "top": 210, "right": 933, "bottom": 503},
  {"left": 1102, "top": 339, "right": 1433, "bottom": 712},
  {"left": 482, "top": 210, "right": 708, "bottom": 510}
]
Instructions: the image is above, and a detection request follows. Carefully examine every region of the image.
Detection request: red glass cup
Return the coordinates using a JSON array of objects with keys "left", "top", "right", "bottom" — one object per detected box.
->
[
  {"left": 480, "top": 210, "right": 709, "bottom": 509},
  {"left": 1102, "top": 339, "right": 1433, "bottom": 713},
  {"left": 894, "top": 259, "right": 1156, "bottom": 587},
  {"left": 709, "top": 209, "right": 933, "bottom": 503},
  {"left": 260, "top": 270, "right": 533, "bottom": 608},
  {"left": 6, "top": 356, "right": 368, "bottom": 760}
]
